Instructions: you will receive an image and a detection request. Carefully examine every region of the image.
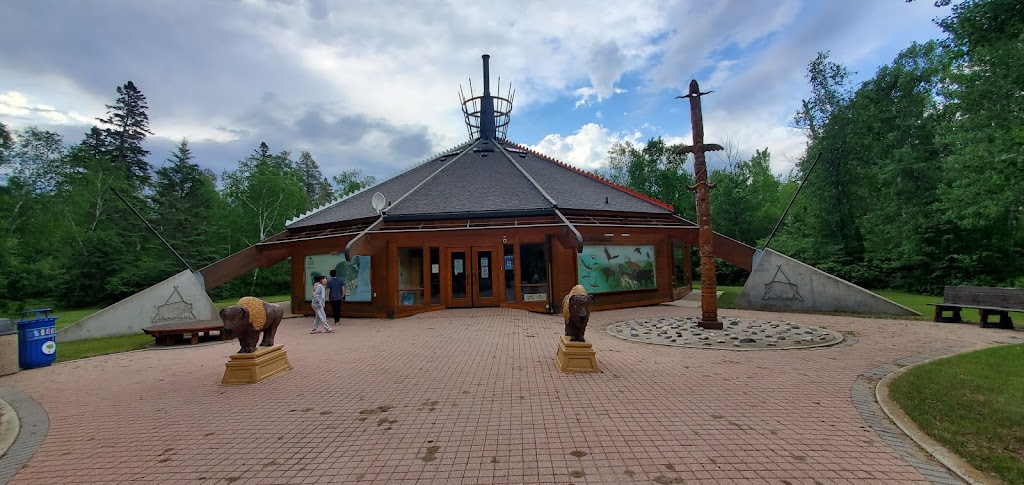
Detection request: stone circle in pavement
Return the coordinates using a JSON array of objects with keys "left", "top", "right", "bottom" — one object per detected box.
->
[{"left": 606, "top": 315, "right": 844, "bottom": 350}]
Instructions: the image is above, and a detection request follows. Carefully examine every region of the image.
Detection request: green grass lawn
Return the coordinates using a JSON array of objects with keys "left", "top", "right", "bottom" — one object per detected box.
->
[
  {"left": 714, "top": 285, "right": 1022, "bottom": 327},
  {"left": 874, "top": 289, "right": 1022, "bottom": 327},
  {"left": 889, "top": 344, "right": 1024, "bottom": 484},
  {"left": 41, "top": 294, "right": 291, "bottom": 363},
  {"left": 56, "top": 334, "right": 153, "bottom": 363},
  {"left": 715, "top": 285, "right": 742, "bottom": 308}
]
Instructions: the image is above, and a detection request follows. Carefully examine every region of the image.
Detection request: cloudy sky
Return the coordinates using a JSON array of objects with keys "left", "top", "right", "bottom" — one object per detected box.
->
[{"left": 1, "top": 0, "right": 950, "bottom": 181}]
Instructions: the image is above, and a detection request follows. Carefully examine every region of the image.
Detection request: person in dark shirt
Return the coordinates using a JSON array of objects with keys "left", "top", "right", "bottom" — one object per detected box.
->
[{"left": 326, "top": 269, "right": 347, "bottom": 324}]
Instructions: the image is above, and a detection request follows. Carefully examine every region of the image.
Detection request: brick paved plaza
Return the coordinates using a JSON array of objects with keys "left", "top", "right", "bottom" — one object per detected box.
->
[{"left": 1, "top": 305, "right": 1020, "bottom": 484}]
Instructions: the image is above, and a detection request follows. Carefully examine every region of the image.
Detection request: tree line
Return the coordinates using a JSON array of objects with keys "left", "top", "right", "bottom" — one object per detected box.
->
[
  {"left": 0, "top": 82, "right": 376, "bottom": 312},
  {"left": 598, "top": 0, "right": 1022, "bottom": 292},
  {"left": 1, "top": 0, "right": 1018, "bottom": 313}
]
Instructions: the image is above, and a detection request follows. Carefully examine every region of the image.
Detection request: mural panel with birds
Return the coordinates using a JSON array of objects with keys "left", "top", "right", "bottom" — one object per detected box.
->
[{"left": 577, "top": 245, "right": 656, "bottom": 293}]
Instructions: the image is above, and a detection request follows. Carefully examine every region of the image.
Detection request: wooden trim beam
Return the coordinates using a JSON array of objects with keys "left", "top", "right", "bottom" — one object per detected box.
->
[
  {"left": 344, "top": 216, "right": 385, "bottom": 261},
  {"left": 553, "top": 208, "right": 584, "bottom": 253}
]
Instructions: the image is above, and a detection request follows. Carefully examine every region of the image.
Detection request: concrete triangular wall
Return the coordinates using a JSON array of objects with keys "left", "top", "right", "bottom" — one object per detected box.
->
[
  {"left": 57, "top": 270, "right": 218, "bottom": 342},
  {"left": 735, "top": 249, "right": 919, "bottom": 317}
]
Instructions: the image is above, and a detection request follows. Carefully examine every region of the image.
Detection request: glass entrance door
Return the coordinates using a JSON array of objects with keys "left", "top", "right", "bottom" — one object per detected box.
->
[
  {"left": 445, "top": 246, "right": 500, "bottom": 307},
  {"left": 471, "top": 247, "right": 499, "bottom": 307},
  {"left": 448, "top": 248, "right": 471, "bottom": 308}
]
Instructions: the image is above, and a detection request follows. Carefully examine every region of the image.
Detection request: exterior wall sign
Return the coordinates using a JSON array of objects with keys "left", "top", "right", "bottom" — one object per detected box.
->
[
  {"left": 577, "top": 245, "right": 656, "bottom": 293},
  {"left": 305, "top": 254, "right": 373, "bottom": 302}
]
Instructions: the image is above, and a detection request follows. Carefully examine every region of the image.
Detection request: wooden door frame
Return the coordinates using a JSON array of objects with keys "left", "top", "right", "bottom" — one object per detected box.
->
[
  {"left": 471, "top": 246, "right": 501, "bottom": 307},
  {"left": 445, "top": 247, "right": 471, "bottom": 308},
  {"left": 443, "top": 245, "right": 503, "bottom": 308}
]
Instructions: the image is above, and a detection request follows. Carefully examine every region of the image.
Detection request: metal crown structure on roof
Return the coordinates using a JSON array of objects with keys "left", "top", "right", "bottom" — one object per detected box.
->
[{"left": 460, "top": 55, "right": 514, "bottom": 141}]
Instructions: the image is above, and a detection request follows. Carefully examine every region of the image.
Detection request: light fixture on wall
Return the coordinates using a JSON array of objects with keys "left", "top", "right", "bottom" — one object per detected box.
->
[{"left": 502, "top": 236, "right": 508, "bottom": 244}]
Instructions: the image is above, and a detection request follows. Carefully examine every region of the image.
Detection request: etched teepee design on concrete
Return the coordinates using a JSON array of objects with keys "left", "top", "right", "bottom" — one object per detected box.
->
[
  {"left": 737, "top": 249, "right": 918, "bottom": 316},
  {"left": 151, "top": 286, "right": 197, "bottom": 323},
  {"left": 762, "top": 265, "right": 804, "bottom": 302}
]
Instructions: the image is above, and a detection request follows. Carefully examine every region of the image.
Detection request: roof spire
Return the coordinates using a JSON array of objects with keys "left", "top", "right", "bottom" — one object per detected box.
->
[{"left": 479, "top": 55, "right": 496, "bottom": 140}]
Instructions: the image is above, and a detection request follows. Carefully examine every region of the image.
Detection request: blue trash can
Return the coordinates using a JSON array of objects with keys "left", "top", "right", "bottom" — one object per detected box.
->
[{"left": 17, "top": 308, "right": 58, "bottom": 369}]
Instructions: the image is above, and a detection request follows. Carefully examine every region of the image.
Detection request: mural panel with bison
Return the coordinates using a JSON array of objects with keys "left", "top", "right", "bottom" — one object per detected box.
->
[{"left": 577, "top": 245, "right": 656, "bottom": 293}]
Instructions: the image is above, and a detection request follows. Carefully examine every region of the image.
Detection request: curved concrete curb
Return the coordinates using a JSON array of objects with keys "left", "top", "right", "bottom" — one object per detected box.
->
[
  {"left": 876, "top": 348, "right": 1001, "bottom": 485},
  {"left": 0, "top": 387, "right": 49, "bottom": 485},
  {"left": 0, "top": 396, "right": 18, "bottom": 458}
]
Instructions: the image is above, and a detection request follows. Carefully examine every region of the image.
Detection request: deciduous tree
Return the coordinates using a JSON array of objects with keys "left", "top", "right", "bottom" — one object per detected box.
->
[{"left": 332, "top": 169, "right": 377, "bottom": 199}]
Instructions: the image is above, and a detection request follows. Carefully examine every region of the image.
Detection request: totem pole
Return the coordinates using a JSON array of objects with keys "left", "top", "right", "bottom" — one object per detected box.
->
[{"left": 676, "top": 80, "right": 724, "bottom": 330}]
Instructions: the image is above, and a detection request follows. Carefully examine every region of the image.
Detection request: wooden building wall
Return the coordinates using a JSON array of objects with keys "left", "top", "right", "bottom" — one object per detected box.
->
[{"left": 282, "top": 222, "right": 694, "bottom": 319}]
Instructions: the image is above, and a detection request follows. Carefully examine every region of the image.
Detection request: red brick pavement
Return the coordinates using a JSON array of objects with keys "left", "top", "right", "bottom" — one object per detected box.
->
[{"left": 0, "top": 305, "right": 1019, "bottom": 484}]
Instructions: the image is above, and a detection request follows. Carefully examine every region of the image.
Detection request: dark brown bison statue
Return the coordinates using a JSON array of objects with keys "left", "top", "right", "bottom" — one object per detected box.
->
[
  {"left": 562, "top": 285, "right": 595, "bottom": 342},
  {"left": 219, "top": 297, "right": 284, "bottom": 353}
]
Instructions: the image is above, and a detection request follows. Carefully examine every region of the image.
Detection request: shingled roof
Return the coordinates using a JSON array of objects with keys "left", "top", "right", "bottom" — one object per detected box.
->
[{"left": 286, "top": 136, "right": 675, "bottom": 230}]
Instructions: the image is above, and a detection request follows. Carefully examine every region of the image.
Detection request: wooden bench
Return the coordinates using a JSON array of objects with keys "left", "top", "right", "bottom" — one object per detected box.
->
[
  {"left": 142, "top": 320, "right": 226, "bottom": 346},
  {"left": 927, "top": 286, "right": 1023, "bottom": 329}
]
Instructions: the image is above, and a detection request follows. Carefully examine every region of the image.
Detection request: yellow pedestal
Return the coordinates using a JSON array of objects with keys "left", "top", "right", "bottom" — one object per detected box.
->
[
  {"left": 222, "top": 344, "right": 292, "bottom": 385},
  {"left": 555, "top": 335, "right": 599, "bottom": 373}
]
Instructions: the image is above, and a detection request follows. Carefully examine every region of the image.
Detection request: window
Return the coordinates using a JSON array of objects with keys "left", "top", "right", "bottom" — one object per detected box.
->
[
  {"left": 398, "top": 248, "right": 424, "bottom": 306},
  {"left": 673, "top": 244, "right": 688, "bottom": 288},
  {"left": 451, "top": 251, "right": 467, "bottom": 299},
  {"left": 504, "top": 244, "right": 515, "bottom": 302},
  {"left": 519, "top": 243, "right": 547, "bottom": 302},
  {"left": 429, "top": 247, "right": 440, "bottom": 304}
]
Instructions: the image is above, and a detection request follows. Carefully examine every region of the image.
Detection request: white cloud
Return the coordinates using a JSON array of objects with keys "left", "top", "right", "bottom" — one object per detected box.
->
[
  {"left": 573, "top": 86, "right": 627, "bottom": 109},
  {"left": 530, "top": 123, "right": 644, "bottom": 171},
  {"left": 0, "top": 91, "right": 93, "bottom": 126},
  {"left": 0, "top": 0, "right": 948, "bottom": 181},
  {"left": 583, "top": 39, "right": 629, "bottom": 99}
]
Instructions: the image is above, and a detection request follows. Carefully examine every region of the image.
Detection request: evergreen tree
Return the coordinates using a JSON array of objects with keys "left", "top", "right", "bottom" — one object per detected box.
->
[
  {"left": 151, "top": 139, "right": 223, "bottom": 269},
  {"left": 97, "top": 81, "right": 154, "bottom": 188},
  {"left": 81, "top": 126, "right": 111, "bottom": 159},
  {"left": 294, "top": 150, "right": 333, "bottom": 209}
]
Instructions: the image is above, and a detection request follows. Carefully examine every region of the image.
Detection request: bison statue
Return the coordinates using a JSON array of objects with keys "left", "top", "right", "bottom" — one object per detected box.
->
[
  {"left": 562, "top": 285, "right": 595, "bottom": 342},
  {"left": 219, "top": 297, "right": 284, "bottom": 353}
]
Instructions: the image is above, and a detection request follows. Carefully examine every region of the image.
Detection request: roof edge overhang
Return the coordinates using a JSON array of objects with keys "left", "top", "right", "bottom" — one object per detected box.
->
[{"left": 384, "top": 208, "right": 555, "bottom": 222}]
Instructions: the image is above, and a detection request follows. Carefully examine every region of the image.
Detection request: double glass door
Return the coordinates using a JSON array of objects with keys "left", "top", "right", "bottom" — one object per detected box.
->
[{"left": 447, "top": 247, "right": 499, "bottom": 307}]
